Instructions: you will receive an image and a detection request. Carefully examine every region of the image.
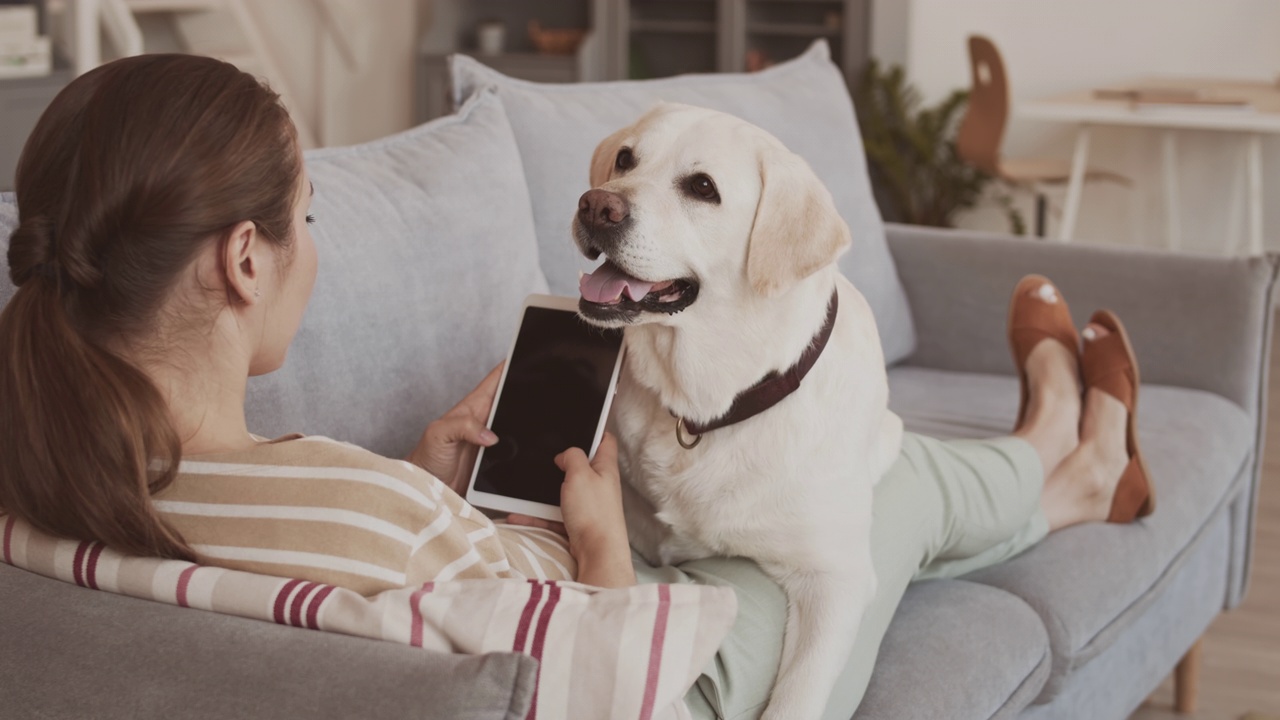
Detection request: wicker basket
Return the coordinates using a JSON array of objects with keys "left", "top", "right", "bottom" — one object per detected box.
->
[{"left": 528, "top": 20, "right": 586, "bottom": 55}]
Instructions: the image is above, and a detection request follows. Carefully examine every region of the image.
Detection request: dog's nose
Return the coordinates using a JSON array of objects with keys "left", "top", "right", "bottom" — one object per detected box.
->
[{"left": 578, "top": 189, "right": 630, "bottom": 230}]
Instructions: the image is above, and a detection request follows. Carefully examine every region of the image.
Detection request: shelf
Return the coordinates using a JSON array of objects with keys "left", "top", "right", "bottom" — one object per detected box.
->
[
  {"left": 124, "top": 0, "right": 222, "bottom": 12},
  {"left": 630, "top": 19, "right": 717, "bottom": 35},
  {"left": 748, "top": 22, "right": 841, "bottom": 38}
]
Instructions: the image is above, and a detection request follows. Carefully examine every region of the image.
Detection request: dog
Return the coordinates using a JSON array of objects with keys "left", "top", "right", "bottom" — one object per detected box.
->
[{"left": 572, "top": 103, "right": 904, "bottom": 720}]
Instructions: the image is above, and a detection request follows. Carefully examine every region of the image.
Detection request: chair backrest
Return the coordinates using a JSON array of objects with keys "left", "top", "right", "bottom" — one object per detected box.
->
[{"left": 956, "top": 35, "right": 1009, "bottom": 176}]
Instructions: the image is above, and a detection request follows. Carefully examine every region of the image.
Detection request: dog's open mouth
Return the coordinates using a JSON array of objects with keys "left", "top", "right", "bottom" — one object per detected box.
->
[{"left": 578, "top": 259, "right": 699, "bottom": 321}]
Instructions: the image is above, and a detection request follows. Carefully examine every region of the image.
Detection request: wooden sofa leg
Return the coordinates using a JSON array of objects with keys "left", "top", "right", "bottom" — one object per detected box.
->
[{"left": 1174, "top": 638, "right": 1202, "bottom": 714}]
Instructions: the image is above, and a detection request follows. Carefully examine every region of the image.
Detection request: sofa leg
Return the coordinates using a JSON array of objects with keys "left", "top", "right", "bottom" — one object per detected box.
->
[{"left": 1174, "top": 638, "right": 1202, "bottom": 714}]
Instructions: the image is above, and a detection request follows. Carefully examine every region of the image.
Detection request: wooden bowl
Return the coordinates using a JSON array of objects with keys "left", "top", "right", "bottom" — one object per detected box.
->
[{"left": 528, "top": 20, "right": 586, "bottom": 55}]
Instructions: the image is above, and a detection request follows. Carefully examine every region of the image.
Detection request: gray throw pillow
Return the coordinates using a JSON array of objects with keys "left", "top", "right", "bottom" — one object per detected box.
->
[
  {"left": 0, "top": 90, "right": 548, "bottom": 459},
  {"left": 0, "top": 195, "right": 14, "bottom": 310},
  {"left": 246, "top": 89, "right": 548, "bottom": 457},
  {"left": 449, "top": 40, "right": 916, "bottom": 364}
]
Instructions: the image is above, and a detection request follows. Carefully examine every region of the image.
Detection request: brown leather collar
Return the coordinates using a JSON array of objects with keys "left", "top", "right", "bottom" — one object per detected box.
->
[{"left": 675, "top": 290, "right": 839, "bottom": 448}]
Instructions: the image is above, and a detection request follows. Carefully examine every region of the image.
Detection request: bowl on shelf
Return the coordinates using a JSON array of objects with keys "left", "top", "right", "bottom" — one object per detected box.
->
[{"left": 528, "top": 20, "right": 586, "bottom": 55}]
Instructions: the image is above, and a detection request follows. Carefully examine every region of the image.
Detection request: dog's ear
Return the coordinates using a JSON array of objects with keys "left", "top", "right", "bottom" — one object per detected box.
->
[
  {"left": 589, "top": 127, "right": 629, "bottom": 188},
  {"left": 746, "top": 146, "right": 851, "bottom": 297}
]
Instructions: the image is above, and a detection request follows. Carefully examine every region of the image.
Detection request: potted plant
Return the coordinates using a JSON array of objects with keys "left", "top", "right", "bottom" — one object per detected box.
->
[{"left": 855, "top": 60, "right": 1023, "bottom": 234}]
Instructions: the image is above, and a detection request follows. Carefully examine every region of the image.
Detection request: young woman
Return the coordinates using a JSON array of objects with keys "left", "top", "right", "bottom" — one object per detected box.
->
[{"left": 0, "top": 55, "right": 1150, "bottom": 719}]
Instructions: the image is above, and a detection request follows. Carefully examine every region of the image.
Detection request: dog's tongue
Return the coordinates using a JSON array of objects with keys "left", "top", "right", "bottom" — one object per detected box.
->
[{"left": 580, "top": 260, "right": 655, "bottom": 304}]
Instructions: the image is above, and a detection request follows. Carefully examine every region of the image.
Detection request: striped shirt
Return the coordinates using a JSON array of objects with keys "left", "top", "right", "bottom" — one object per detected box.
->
[{"left": 153, "top": 434, "right": 576, "bottom": 597}]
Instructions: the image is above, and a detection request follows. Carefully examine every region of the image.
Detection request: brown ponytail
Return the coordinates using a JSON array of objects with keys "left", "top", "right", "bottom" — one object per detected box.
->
[{"left": 0, "top": 54, "right": 301, "bottom": 560}]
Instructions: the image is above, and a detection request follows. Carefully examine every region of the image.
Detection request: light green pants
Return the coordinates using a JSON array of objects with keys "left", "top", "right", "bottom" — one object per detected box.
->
[{"left": 633, "top": 433, "right": 1049, "bottom": 720}]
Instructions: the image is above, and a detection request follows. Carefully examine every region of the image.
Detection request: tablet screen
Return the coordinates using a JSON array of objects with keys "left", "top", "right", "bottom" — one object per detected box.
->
[{"left": 473, "top": 307, "right": 623, "bottom": 506}]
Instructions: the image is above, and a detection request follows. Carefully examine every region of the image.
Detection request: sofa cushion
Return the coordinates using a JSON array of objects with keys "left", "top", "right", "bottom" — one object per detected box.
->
[
  {"left": 1019, "top": 511, "right": 1231, "bottom": 720},
  {"left": 0, "top": 92, "right": 550, "bottom": 460},
  {"left": 851, "top": 580, "right": 1051, "bottom": 720},
  {"left": 0, "top": 562, "right": 537, "bottom": 720},
  {"left": 886, "top": 366, "right": 1253, "bottom": 702},
  {"left": 245, "top": 89, "right": 549, "bottom": 458},
  {"left": 0, "top": 195, "right": 14, "bottom": 308},
  {"left": 449, "top": 41, "right": 916, "bottom": 364}
]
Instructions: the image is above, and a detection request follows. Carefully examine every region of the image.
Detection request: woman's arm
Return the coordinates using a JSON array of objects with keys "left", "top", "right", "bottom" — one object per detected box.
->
[
  {"left": 556, "top": 434, "right": 635, "bottom": 588},
  {"left": 413, "top": 364, "right": 634, "bottom": 587}
]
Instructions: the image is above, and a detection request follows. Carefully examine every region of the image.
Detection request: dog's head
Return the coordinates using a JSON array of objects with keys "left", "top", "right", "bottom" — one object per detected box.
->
[{"left": 574, "top": 103, "right": 850, "bottom": 328}]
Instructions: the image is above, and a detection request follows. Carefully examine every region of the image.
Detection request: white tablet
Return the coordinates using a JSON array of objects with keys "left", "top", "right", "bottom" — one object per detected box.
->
[{"left": 465, "top": 294, "right": 625, "bottom": 522}]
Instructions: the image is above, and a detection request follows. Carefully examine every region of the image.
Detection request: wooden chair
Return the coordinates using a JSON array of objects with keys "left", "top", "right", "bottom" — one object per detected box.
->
[{"left": 957, "top": 35, "right": 1128, "bottom": 237}]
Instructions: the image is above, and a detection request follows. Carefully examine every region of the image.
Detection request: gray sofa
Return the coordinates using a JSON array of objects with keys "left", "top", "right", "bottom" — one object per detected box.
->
[{"left": 2, "top": 44, "right": 1276, "bottom": 720}]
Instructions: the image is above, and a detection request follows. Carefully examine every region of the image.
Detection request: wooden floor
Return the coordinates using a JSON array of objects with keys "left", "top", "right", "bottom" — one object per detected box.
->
[{"left": 1130, "top": 323, "right": 1280, "bottom": 719}]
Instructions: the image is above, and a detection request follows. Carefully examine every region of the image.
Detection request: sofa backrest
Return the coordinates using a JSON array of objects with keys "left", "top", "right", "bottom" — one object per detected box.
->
[
  {"left": 450, "top": 41, "right": 916, "bottom": 364},
  {"left": 0, "top": 89, "right": 548, "bottom": 457}
]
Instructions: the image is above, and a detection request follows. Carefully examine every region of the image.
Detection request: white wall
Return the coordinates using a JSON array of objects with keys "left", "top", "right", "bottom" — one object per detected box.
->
[
  {"left": 896, "top": 0, "right": 1280, "bottom": 254},
  {"left": 870, "top": 0, "right": 910, "bottom": 68},
  {"left": 247, "top": 0, "right": 417, "bottom": 148}
]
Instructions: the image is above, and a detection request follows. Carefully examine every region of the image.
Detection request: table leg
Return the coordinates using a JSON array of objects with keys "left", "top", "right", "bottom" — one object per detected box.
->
[
  {"left": 1059, "top": 125, "right": 1091, "bottom": 241},
  {"left": 1247, "top": 133, "right": 1264, "bottom": 256},
  {"left": 1161, "top": 131, "right": 1181, "bottom": 251}
]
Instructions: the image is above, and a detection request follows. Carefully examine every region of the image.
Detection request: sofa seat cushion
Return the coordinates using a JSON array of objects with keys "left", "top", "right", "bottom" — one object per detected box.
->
[
  {"left": 244, "top": 89, "right": 548, "bottom": 458},
  {"left": 851, "top": 580, "right": 1051, "bottom": 720},
  {"left": 449, "top": 41, "right": 916, "bottom": 365},
  {"left": 886, "top": 366, "right": 1253, "bottom": 702}
]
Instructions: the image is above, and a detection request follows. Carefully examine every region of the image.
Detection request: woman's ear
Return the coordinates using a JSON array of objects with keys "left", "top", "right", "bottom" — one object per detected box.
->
[{"left": 222, "top": 220, "right": 261, "bottom": 306}]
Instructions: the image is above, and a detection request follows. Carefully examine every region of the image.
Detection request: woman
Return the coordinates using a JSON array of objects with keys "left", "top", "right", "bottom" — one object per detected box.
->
[{"left": 0, "top": 55, "right": 1150, "bottom": 719}]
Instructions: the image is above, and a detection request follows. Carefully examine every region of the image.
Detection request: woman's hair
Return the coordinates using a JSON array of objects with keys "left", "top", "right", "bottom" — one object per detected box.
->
[{"left": 0, "top": 54, "right": 301, "bottom": 559}]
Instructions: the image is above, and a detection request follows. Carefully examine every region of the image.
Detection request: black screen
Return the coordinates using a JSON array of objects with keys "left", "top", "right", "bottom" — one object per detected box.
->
[{"left": 473, "top": 306, "right": 624, "bottom": 506}]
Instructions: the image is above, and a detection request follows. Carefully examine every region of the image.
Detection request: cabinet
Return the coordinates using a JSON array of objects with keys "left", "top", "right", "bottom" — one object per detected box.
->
[
  {"left": 614, "top": 0, "right": 731, "bottom": 79},
  {"left": 416, "top": 0, "right": 868, "bottom": 123},
  {"left": 739, "top": 0, "right": 869, "bottom": 85},
  {"left": 617, "top": 0, "right": 868, "bottom": 85}
]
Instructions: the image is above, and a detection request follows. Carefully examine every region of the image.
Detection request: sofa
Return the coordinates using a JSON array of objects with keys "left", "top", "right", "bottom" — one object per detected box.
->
[{"left": 2, "top": 41, "right": 1276, "bottom": 720}]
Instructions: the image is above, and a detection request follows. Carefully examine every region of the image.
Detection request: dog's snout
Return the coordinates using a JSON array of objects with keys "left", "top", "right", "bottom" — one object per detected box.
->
[{"left": 578, "top": 189, "right": 630, "bottom": 230}]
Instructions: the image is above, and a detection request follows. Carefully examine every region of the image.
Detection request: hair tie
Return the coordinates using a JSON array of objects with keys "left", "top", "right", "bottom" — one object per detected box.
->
[{"left": 31, "top": 262, "right": 60, "bottom": 281}]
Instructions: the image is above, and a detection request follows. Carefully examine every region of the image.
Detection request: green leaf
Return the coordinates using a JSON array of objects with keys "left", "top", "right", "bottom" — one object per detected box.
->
[{"left": 856, "top": 61, "right": 1015, "bottom": 231}]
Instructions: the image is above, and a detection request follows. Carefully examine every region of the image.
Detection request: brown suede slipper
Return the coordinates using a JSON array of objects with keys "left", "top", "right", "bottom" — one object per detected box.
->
[
  {"left": 1082, "top": 310, "right": 1155, "bottom": 523},
  {"left": 1008, "top": 275, "right": 1081, "bottom": 431}
]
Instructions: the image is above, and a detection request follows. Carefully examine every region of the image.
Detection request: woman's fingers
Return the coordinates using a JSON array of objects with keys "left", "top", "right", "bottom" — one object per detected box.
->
[
  {"left": 590, "top": 433, "right": 617, "bottom": 473},
  {"left": 433, "top": 415, "right": 497, "bottom": 447},
  {"left": 557, "top": 447, "right": 589, "bottom": 473},
  {"left": 506, "top": 514, "right": 568, "bottom": 535},
  {"left": 457, "top": 363, "right": 504, "bottom": 418}
]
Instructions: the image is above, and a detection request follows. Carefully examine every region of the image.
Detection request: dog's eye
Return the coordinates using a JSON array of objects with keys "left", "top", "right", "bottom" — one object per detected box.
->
[
  {"left": 690, "top": 174, "right": 719, "bottom": 202},
  {"left": 615, "top": 148, "right": 635, "bottom": 172}
]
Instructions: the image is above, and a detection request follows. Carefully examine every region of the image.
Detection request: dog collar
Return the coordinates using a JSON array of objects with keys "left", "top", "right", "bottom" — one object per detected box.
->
[{"left": 674, "top": 289, "right": 840, "bottom": 449}]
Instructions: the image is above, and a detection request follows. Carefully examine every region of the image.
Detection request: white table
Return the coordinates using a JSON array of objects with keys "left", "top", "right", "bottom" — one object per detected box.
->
[{"left": 1016, "top": 79, "right": 1280, "bottom": 254}]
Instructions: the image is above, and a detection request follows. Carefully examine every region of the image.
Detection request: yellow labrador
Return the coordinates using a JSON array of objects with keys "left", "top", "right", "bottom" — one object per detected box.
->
[{"left": 573, "top": 103, "right": 903, "bottom": 720}]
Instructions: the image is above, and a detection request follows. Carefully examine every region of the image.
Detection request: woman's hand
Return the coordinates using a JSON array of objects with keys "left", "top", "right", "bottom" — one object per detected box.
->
[
  {"left": 408, "top": 364, "right": 502, "bottom": 494},
  {"left": 508, "top": 433, "right": 635, "bottom": 588}
]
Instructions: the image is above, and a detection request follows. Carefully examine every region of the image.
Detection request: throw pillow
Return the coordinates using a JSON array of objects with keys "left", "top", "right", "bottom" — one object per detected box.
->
[
  {"left": 246, "top": 88, "right": 550, "bottom": 457},
  {"left": 449, "top": 41, "right": 916, "bottom": 364},
  {"left": 0, "top": 91, "right": 552, "bottom": 459}
]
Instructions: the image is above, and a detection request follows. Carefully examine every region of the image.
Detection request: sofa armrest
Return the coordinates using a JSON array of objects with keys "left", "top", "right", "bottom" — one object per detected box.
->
[
  {"left": 886, "top": 223, "right": 1279, "bottom": 419},
  {"left": 887, "top": 223, "right": 1280, "bottom": 608},
  {"left": 0, "top": 563, "right": 537, "bottom": 720}
]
